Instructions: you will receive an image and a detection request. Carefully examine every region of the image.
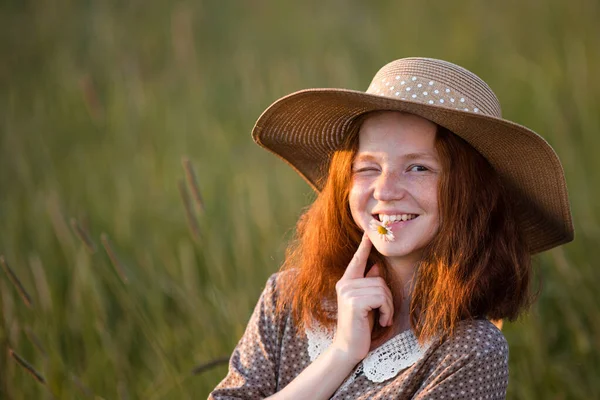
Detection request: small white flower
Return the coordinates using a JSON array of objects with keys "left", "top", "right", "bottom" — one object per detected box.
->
[{"left": 369, "top": 219, "right": 395, "bottom": 242}]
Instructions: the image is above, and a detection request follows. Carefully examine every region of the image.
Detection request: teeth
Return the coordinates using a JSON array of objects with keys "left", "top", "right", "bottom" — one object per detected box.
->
[{"left": 378, "top": 213, "right": 417, "bottom": 222}]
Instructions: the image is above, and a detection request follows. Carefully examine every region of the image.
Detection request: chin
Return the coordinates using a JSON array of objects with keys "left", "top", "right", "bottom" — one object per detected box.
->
[
  {"left": 369, "top": 236, "right": 418, "bottom": 259},
  {"left": 369, "top": 234, "right": 422, "bottom": 259}
]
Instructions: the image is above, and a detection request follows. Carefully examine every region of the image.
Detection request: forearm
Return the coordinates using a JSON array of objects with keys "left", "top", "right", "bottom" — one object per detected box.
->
[{"left": 267, "top": 346, "right": 357, "bottom": 400}]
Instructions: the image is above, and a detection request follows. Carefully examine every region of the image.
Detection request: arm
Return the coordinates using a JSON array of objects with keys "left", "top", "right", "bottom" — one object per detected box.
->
[
  {"left": 269, "top": 233, "right": 394, "bottom": 399},
  {"left": 211, "top": 234, "right": 394, "bottom": 399},
  {"left": 210, "top": 272, "right": 356, "bottom": 400},
  {"left": 266, "top": 346, "right": 356, "bottom": 400}
]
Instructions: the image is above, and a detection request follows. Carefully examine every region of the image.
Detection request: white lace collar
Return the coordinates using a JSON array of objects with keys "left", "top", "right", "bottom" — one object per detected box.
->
[{"left": 305, "top": 321, "right": 431, "bottom": 383}]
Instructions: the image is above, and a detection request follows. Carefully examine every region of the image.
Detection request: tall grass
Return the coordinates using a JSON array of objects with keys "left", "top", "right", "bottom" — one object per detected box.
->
[{"left": 1, "top": 0, "right": 599, "bottom": 398}]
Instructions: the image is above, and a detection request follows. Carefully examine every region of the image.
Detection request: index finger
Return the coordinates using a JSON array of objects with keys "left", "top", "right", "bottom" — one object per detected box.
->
[{"left": 341, "top": 233, "right": 372, "bottom": 280}]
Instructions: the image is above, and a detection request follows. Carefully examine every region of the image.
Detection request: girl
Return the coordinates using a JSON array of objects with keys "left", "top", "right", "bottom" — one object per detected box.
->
[{"left": 209, "top": 57, "right": 573, "bottom": 399}]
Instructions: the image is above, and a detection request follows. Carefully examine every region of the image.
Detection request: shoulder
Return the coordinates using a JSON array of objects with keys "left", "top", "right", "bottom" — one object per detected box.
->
[
  {"left": 415, "top": 320, "right": 509, "bottom": 399},
  {"left": 254, "top": 270, "right": 298, "bottom": 319},
  {"left": 240, "top": 272, "right": 298, "bottom": 345},
  {"left": 262, "top": 270, "right": 296, "bottom": 298},
  {"left": 455, "top": 319, "right": 507, "bottom": 347},
  {"left": 253, "top": 272, "right": 280, "bottom": 311},
  {"left": 431, "top": 319, "right": 508, "bottom": 365}
]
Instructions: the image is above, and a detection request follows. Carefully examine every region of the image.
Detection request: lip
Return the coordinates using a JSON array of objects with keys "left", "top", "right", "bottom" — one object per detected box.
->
[{"left": 371, "top": 211, "right": 420, "bottom": 216}]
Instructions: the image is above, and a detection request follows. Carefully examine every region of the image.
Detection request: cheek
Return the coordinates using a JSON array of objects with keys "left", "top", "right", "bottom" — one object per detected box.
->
[
  {"left": 348, "top": 183, "right": 369, "bottom": 229},
  {"left": 421, "top": 180, "right": 440, "bottom": 226},
  {"left": 424, "top": 188, "right": 439, "bottom": 212}
]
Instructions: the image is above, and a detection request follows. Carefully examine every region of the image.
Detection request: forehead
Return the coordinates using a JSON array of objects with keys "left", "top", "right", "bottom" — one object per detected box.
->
[{"left": 357, "top": 111, "right": 438, "bottom": 154}]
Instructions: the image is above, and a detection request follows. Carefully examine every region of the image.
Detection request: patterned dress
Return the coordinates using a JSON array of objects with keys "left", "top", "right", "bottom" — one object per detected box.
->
[{"left": 209, "top": 273, "right": 509, "bottom": 399}]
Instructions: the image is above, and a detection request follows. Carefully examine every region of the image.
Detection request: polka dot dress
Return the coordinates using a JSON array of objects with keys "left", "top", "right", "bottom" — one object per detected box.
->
[{"left": 209, "top": 274, "right": 509, "bottom": 399}]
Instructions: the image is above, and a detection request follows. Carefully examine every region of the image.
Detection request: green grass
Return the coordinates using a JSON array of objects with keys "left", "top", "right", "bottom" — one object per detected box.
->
[{"left": 1, "top": 0, "right": 599, "bottom": 398}]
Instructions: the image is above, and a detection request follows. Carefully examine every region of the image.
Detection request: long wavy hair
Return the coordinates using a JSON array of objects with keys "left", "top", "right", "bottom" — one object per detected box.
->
[{"left": 276, "top": 113, "right": 533, "bottom": 343}]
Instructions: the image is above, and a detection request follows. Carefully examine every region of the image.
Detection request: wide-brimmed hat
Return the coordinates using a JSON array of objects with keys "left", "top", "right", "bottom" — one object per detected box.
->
[{"left": 252, "top": 57, "right": 574, "bottom": 254}]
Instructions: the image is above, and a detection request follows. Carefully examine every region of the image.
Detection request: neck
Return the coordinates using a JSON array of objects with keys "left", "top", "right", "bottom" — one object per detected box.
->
[
  {"left": 387, "top": 256, "right": 418, "bottom": 295},
  {"left": 387, "top": 256, "right": 419, "bottom": 332}
]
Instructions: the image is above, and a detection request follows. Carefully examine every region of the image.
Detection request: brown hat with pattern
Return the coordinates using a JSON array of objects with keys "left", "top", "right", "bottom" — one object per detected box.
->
[{"left": 252, "top": 57, "right": 574, "bottom": 254}]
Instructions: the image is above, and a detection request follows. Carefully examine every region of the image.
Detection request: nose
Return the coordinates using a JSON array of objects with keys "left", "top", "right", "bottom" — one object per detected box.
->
[{"left": 373, "top": 170, "right": 407, "bottom": 201}]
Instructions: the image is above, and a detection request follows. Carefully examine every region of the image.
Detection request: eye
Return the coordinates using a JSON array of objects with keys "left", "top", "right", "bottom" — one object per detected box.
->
[
  {"left": 352, "top": 164, "right": 380, "bottom": 174},
  {"left": 353, "top": 167, "right": 379, "bottom": 173},
  {"left": 408, "top": 164, "right": 429, "bottom": 172}
]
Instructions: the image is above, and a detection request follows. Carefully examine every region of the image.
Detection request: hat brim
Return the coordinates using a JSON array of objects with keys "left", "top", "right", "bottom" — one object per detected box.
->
[{"left": 252, "top": 88, "right": 574, "bottom": 254}]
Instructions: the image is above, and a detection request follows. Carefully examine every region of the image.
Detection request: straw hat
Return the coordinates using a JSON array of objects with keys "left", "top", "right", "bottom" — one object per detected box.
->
[{"left": 252, "top": 57, "right": 574, "bottom": 254}]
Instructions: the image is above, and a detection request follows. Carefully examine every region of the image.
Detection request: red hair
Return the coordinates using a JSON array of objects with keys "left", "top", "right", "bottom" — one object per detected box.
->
[{"left": 276, "top": 116, "right": 533, "bottom": 343}]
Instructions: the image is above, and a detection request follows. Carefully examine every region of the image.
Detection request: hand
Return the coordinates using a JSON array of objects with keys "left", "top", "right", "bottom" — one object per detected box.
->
[{"left": 331, "top": 233, "right": 394, "bottom": 364}]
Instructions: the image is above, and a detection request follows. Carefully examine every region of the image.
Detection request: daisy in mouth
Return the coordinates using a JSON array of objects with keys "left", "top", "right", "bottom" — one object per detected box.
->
[{"left": 369, "top": 218, "right": 395, "bottom": 242}]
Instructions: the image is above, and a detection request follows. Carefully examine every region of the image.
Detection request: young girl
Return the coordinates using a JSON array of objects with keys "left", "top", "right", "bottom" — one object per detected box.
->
[{"left": 209, "top": 58, "right": 574, "bottom": 399}]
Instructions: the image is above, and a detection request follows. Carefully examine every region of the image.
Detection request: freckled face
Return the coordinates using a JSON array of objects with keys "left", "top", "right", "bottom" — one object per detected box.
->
[{"left": 349, "top": 111, "right": 441, "bottom": 265}]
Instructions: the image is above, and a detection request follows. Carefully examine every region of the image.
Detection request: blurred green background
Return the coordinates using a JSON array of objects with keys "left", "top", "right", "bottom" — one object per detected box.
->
[{"left": 1, "top": 0, "right": 599, "bottom": 398}]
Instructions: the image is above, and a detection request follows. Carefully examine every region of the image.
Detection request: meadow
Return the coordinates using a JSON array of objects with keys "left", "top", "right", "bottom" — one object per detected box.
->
[{"left": 1, "top": 0, "right": 599, "bottom": 398}]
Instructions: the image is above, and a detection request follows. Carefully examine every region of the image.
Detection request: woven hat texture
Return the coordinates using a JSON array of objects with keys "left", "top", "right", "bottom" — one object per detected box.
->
[{"left": 252, "top": 57, "right": 574, "bottom": 254}]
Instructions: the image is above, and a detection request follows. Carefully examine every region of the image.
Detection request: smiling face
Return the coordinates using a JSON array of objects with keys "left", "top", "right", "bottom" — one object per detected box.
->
[{"left": 349, "top": 111, "right": 441, "bottom": 266}]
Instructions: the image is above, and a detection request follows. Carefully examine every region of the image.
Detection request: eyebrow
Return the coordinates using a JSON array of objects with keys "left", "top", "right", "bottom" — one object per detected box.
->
[
  {"left": 353, "top": 154, "right": 378, "bottom": 163},
  {"left": 403, "top": 152, "right": 439, "bottom": 161},
  {"left": 353, "top": 152, "right": 439, "bottom": 162}
]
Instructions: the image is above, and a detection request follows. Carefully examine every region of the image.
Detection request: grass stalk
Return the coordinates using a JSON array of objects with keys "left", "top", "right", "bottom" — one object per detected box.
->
[
  {"left": 191, "top": 356, "right": 230, "bottom": 375},
  {"left": 1, "top": 255, "right": 33, "bottom": 308},
  {"left": 9, "top": 348, "right": 46, "bottom": 385},
  {"left": 100, "top": 233, "right": 129, "bottom": 284},
  {"left": 178, "top": 179, "right": 201, "bottom": 240},
  {"left": 25, "top": 327, "right": 48, "bottom": 359},
  {"left": 70, "top": 218, "right": 97, "bottom": 254},
  {"left": 182, "top": 157, "right": 205, "bottom": 213}
]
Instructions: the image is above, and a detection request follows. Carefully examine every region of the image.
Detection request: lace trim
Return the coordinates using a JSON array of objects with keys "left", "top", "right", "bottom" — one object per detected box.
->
[
  {"left": 305, "top": 321, "right": 431, "bottom": 383},
  {"left": 362, "top": 329, "right": 428, "bottom": 382},
  {"left": 305, "top": 320, "right": 335, "bottom": 361}
]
